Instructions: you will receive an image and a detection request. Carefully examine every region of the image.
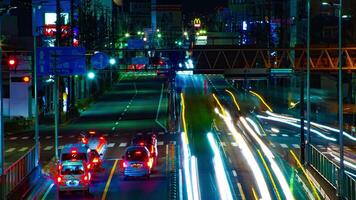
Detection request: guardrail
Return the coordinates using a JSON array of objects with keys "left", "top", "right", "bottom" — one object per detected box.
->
[
  {"left": 309, "top": 144, "right": 356, "bottom": 200},
  {"left": 0, "top": 145, "right": 37, "bottom": 199}
]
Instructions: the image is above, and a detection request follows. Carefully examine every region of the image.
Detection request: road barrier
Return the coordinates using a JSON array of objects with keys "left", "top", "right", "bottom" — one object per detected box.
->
[
  {"left": 309, "top": 144, "right": 356, "bottom": 200},
  {"left": 0, "top": 145, "right": 37, "bottom": 199}
]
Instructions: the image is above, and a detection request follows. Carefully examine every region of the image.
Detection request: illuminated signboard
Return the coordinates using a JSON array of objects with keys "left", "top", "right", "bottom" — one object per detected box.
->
[
  {"left": 45, "top": 13, "right": 69, "bottom": 25},
  {"left": 193, "top": 18, "right": 201, "bottom": 28},
  {"left": 195, "top": 36, "right": 207, "bottom": 45}
]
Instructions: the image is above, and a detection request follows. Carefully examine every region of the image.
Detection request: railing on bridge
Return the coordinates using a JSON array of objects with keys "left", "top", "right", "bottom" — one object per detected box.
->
[
  {"left": 309, "top": 145, "right": 356, "bottom": 200},
  {"left": 0, "top": 145, "right": 37, "bottom": 199},
  {"left": 191, "top": 47, "right": 356, "bottom": 70}
]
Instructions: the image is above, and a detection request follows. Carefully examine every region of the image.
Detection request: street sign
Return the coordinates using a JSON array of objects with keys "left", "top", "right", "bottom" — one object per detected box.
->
[
  {"left": 128, "top": 39, "right": 144, "bottom": 49},
  {"left": 91, "top": 52, "right": 109, "bottom": 69},
  {"left": 37, "top": 47, "right": 86, "bottom": 76}
]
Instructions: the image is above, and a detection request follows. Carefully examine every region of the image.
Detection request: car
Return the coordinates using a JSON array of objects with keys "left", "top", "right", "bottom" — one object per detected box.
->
[
  {"left": 122, "top": 146, "right": 153, "bottom": 180},
  {"left": 131, "top": 134, "right": 158, "bottom": 165},
  {"left": 56, "top": 160, "right": 91, "bottom": 194},
  {"left": 58, "top": 144, "right": 92, "bottom": 172},
  {"left": 80, "top": 131, "right": 107, "bottom": 170}
]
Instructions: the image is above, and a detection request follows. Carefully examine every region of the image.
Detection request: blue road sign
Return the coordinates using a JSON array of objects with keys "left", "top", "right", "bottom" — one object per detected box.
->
[
  {"left": 91, "top": 52, "right": 109, "bottom": 69},
  {"left": 37, "top": 47, "right": 86, "bottom": 76}
]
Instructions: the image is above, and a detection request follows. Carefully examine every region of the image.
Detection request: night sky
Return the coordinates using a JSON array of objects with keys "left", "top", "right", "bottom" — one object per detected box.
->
[{"left": 158, "top": 0, "right": 227, "bottom": 13}]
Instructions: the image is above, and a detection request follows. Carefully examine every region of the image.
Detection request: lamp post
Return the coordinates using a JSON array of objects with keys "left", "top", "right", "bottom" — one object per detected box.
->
[{"left": 322, "top": 1, "right": 344, "bottom": 198}]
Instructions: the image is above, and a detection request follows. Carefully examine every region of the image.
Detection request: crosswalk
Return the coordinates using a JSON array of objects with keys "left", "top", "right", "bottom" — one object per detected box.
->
[
  {"left": 4, "top": 140, "right": 176, "bottom": 153},
  {"left": 5, "top": 131, "right": 171, "bottom": 141}
]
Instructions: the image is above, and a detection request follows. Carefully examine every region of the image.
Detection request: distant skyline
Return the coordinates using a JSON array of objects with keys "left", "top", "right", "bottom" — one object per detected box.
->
[{"left": 182, "top": 0, "right": 227, "bottom": 13}]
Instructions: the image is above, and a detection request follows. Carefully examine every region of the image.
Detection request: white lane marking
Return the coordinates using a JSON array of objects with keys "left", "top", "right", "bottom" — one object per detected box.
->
[
  {"left": 232, "top": 170, "right": 237, "bottom": 177},
  {"left": 282, "top": 134, "right": 289, "bottom": 137},
  {"left": 58, "top": 145, "right": 64, "bottom": 150},
  {"left": 158, "top": 132, "right": 164, "bottom": 135},
  {"left": 220, "top": 142, "right": 226, "bottom": 147},
  {"left": 119, "top": 143, "right": 127, "bottom": 147},
  {"left": 22, "top": 136, "right": 29, "bottom": 140},
  {"left": 292, "top": 144, "right": 300, "bottom": 149},
  {"left": 137, "top": 133, "right": 143, "bottom": 135},
  {"left": 18, "top": 147, "right": 29, "bottom": 152},
  {"left": 45, "top": 136, "right": 51, "bottom": 139},
  {"left": 115, "top": 122, "right": 119, "bottom": 125},
  {"left": 6, "top": 148, "right": 16, "bottom": 153},
  {"left": 270, "top": 134, "right": 277, "bottom": 137},
  {"left": 227, "top": 132, "right": 232, "bottom": 135},
  {"left": 124, "top": 108, "right": 127, "bottom": 112},
  {"left": 231, "top": 142, "right": 238, "bottom": 147},
  {"left": 157, "top": 141, "right": 164, "bottom": 146},
  {"left": 9, "top": 137, "right": 17, "bottom": 140},
  {"left": 103, "top": 134, "right": 109, "bottom": 137},
  {"left": 317, "top": 145, "right": 323, "bottom": 148},
  {"left": 70, "top": 135, "right": 75, "bottom": 138},
  {"left": 270, "top": 143, "right": 276, "bottom": 148},
  {"left": 44, "top": 146, "right": 53, "bottom": 151},
  {"left": 112, "top": 127, "right": 116, "bottom": 131},
  {"left": 280, "top": 144, "right": 289, "bottom": 148},
  {"left": 58, "top": 135, "right": 63, "bottom": 139},
  {"left": 107, "top": 143, "right": 115, "bottom": 148}
]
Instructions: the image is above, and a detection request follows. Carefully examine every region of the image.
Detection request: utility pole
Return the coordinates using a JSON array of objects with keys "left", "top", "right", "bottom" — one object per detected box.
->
[
  {"left": 337, "top": 0, "right": 344, "bottom": 198},
  {"left": 32, "top": 4, "right": 39, "bottom": 167},
  {"left": 54, "top": 0, "right": 61, "bottom": 160},
  {"left": 0, "top": 16, "right": 4, "bottom": 175},
  {"left": 306, "top": 0, "right": 311, "bottom": 165}
]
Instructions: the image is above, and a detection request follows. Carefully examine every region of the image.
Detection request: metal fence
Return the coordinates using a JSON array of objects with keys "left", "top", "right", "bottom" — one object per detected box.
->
[
  {"left": 309, "top": 144, "right": 356, "bottom": 200},
  {"left": 0, "top": 145, "right": 37, "bottom": 199}
]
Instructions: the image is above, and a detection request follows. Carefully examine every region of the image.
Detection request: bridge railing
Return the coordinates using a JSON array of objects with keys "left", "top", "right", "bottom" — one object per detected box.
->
[
  {"left": 0, "top": 145, "right": 37, "bottom": 199},
  {"left": 309, "top": 144, "right": 356, "bottom": 200},
  {"left": 191, "top": 47, "right": 356, "bottom": 70}
]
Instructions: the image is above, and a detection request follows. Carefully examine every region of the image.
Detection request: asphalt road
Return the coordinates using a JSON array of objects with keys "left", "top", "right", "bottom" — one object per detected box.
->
[{"left": 5, "top": 72, "right": 176, "bottom": 200}]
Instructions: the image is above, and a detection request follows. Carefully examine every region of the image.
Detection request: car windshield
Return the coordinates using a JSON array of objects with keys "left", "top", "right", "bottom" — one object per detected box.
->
[
  {"left": 125, "top": 150, "right": 148, "bottom": 161},
  {"left": 61, "top": 153, "right": 87, "bottom": 161},
  {"left": 61, "top": 164, "right": 84, "bottom": 175}
]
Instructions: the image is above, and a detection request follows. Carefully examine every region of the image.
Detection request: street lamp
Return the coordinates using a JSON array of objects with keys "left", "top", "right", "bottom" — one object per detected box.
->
[
  {"left": 321, "top": 1, "right": 344, "bottom": 198},
  {"left": 109, "top": 58, "right": 116, "bottom": 65},
  {"left": 87, "top": 71, "right": 95, "bottom": 79}
]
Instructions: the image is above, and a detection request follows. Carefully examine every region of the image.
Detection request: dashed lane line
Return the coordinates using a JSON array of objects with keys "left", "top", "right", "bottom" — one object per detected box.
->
[
  {"left": 44, "top": 146, "right": 53, "bottom": 151},
  {"left": 280, "top": 144, "right": 288, "bottom": 148},
  {"left": 157, "top": 141, "right": 164, "bottom": 146},
  {"left": 18, "top": 147, "right": 29, "bottom": 152},
  {"left": 6, "top": 148, "right": 16, "bottom": 153},
  {"left": 9, "top": 137, "right": 17, "bottom": 140},
  {"left": 119, "top": 143, "right": 127, "bottom": 147},
  {"left": 232, "top": 170, "right": 237, "bottom": 177},
  {"left": 107, "top": 143, "right": 115, "bottom": 148},
  {"left": 292, "top": 144, "right": 300, "bottom": 149},
  {"left": 22, "top": 136, "right": 29, "bottom": 140}
]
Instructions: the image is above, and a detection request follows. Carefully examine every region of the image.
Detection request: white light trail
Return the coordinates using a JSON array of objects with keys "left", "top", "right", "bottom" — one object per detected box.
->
[
  {"left": 181, "top": 132, "right": 193, "bottom": 200},
  {"left": 257, "top": 115, "right": 337, "bottom": 142},
  {"left": 246, "top": 117, "right": 262, "bottom": 136},
  {"left": 266, "top": 111, "right": 356, "bottom": 142},
  {"left": 216, "top": 109, "right": 272, "bottom": 200},
  {"left": 240, "top": 117, "right": 295, "bottom": 200},
  {"left": 191, "top": 156, "right": 201, "bottom": 200},
  {"left": 207, "top": 132, "right": 234, "bottom": 200}
]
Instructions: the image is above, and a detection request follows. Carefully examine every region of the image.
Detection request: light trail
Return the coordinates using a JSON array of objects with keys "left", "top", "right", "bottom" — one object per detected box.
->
[
  {"left": 181, "top": 93, "right": 189, "bottom": 144},
  {"left": 207, "top": 132, "right": 234, "bottom": 200},
  {"left": 256, "top": 115, "right": 337, "bottom": 142},
  {"left": 214, "top": 108, "right": 271, "bottom": 200},
  {"left": 290, "top": 150, "right": 321, "bottom": 200},
  {"left": 213, "top": 93, "right": 226, "bottom": 116},
  {"left": 249, "top": 91, "right": 273, "bottom": 112},
  {"left": 246, "top": 117, "right": 262, "bottom": 136},
  {"left": 266, "top": 111, "right": 356, "bottom": 142},
  {"left": 225, "top": 89, "right": 241, "bottom": 111},
  {"left": 191, "top": 156, "right": 201, "bottom": 200},
  {"left": 330, "top": 152, "right": 356, "bottom": 170},
  {"left": 257, "top": 149, "right": 282, "bottom": 200},
  {"left": 240, "top": 117, "right": 294, "bottom": 200},
  {"left": 181, "top": 132, "right": 193, "bottom": 200}
]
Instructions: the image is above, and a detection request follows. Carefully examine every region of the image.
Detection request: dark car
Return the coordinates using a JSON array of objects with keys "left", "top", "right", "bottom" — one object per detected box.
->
[{"left": 131, "top": 134, "right": 158, "bottom": 165}]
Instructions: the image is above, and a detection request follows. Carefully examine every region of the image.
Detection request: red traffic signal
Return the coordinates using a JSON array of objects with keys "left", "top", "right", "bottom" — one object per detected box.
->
[{"left": 7, "top": 57, "right": 17, "bottom": 70}]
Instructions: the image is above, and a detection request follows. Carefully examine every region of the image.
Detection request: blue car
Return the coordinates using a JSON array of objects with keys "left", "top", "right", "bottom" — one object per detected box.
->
[{"left": 122, "top": 146, "right": 153, "bottom": 180}]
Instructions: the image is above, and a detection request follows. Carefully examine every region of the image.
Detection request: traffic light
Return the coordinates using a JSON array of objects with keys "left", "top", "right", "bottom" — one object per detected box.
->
[
  {"left": 7, "top": 57, "right": 17, "bottom": 70},
  {"left": 11, "top": 76, "right": 31, "bottom": 83}
]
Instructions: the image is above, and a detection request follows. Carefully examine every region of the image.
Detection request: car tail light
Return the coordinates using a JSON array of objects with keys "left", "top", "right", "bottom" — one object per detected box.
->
[
  {"left": 89, "top": 131, "right": 96, "bottom": 135},
  {"left": 87, "top": 163, "right": 91, "bottom": 170},
  {"left": 150, "top": 146, "right": 154, "bottom": 154},
  {"left": 57, "top": 164, "right": 62, "bottom": 171},
  {"left": 71, "top": 149, "right": 77, "bottom": 154},
  {"left": 82, "top": 137, "right": 88, "bottom": 144},
  {"left": 123, "top": 162, "right": 127, "bottom": 168},
  {"left": 139, "top": 142, "right": 144, "bottom": 146},
  {"left": 92, "top": 157, "right": 99, "bottom": 163},
  {"left": 84, "top": 175, "right": 88, "bottom": 181},
  {"left": 57, "top": 176, "right": 62, "bottom": 184},
  {"left": 147, "top": 158, "right": 153, "bottom": 169}
]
